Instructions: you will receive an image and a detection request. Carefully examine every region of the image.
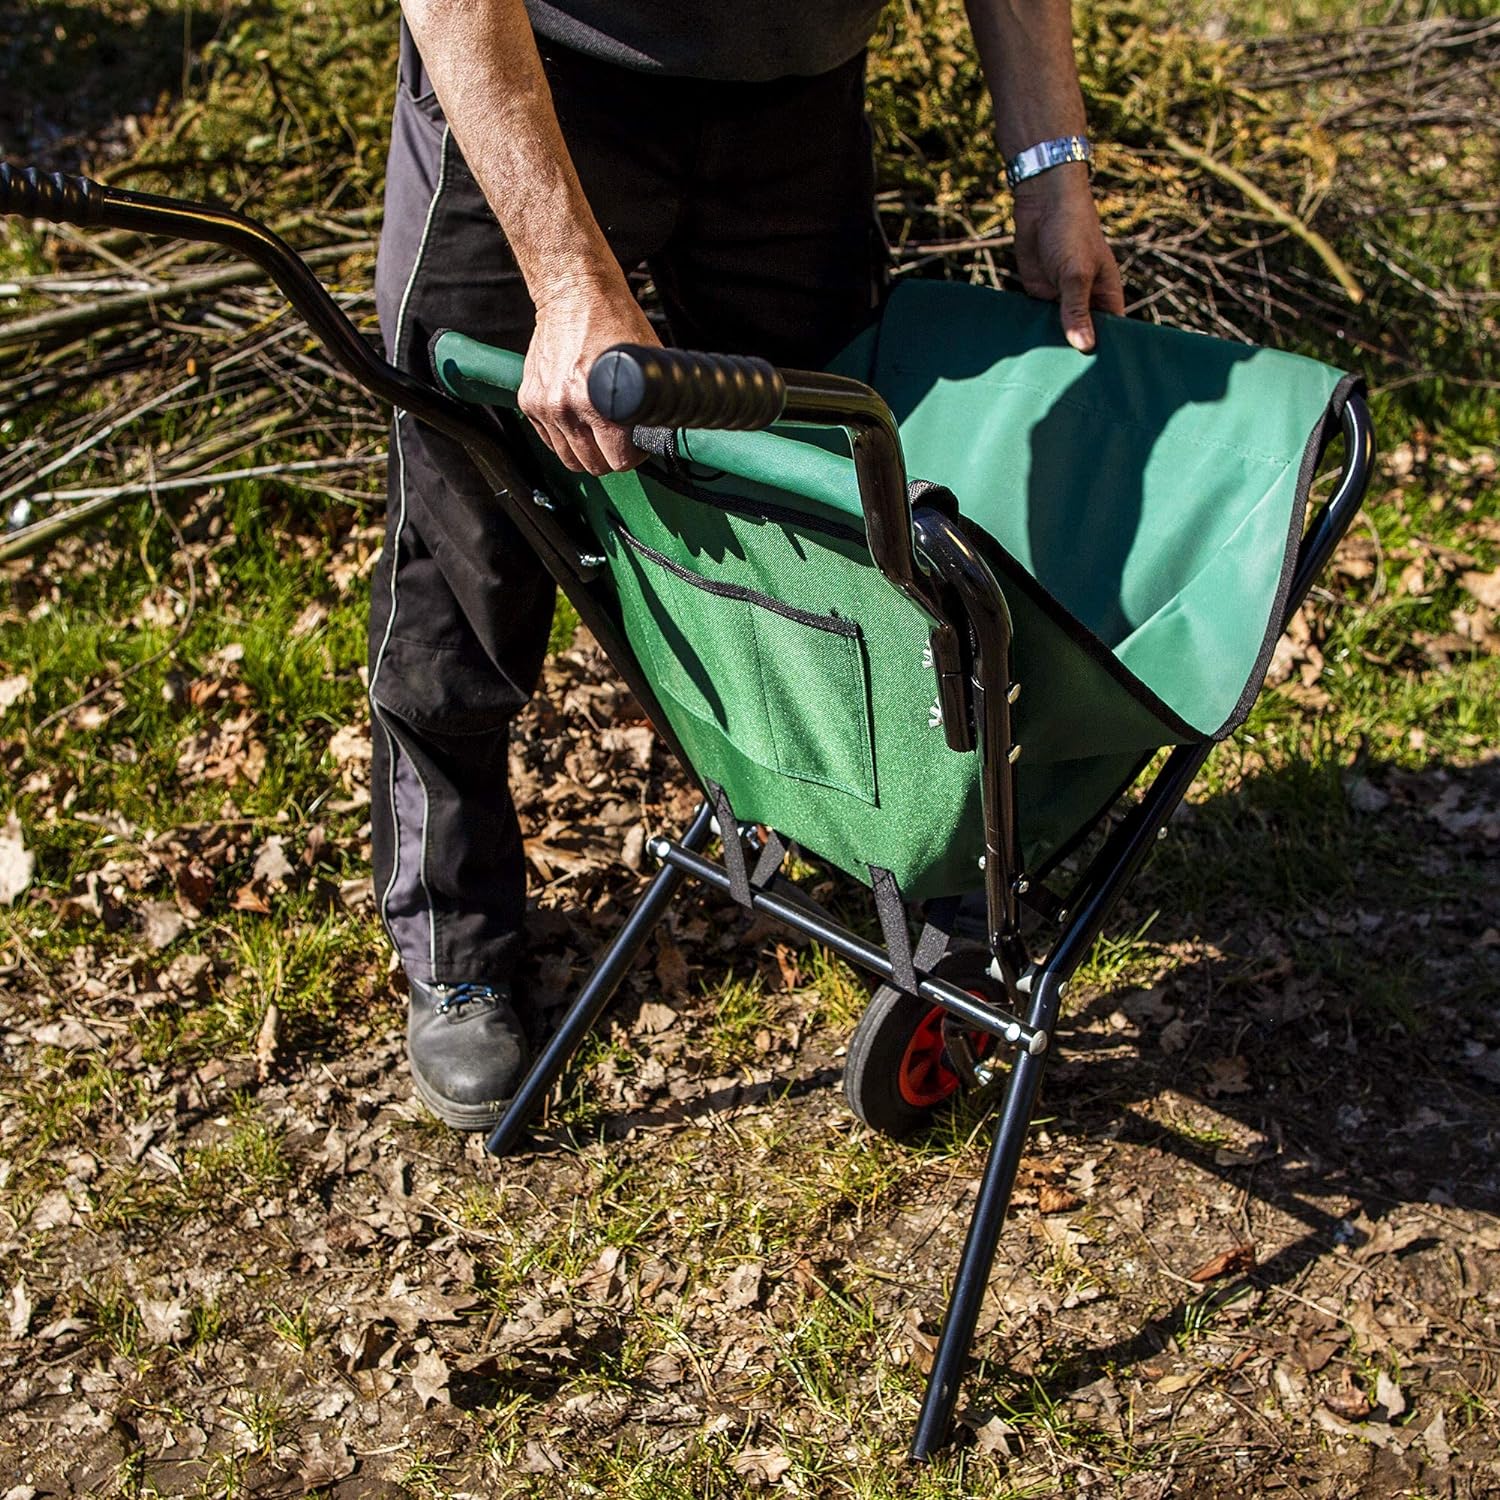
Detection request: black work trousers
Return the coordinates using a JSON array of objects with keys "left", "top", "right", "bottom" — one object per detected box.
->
[{"left": 370, "top": 30, "right": 888, "bottom": 988}]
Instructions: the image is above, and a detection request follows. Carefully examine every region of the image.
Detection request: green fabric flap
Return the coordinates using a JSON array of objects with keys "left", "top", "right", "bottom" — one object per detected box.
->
[{"left": 840, "top": 281, "right": 1346, "bottom": 737}]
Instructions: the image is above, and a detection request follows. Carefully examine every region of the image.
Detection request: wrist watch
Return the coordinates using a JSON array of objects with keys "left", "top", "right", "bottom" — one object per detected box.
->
[{"left": 1004, "top": 135, "right": 1094, "bottom": 191}]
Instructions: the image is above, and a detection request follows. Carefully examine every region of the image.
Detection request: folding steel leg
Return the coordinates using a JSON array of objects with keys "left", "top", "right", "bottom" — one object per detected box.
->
[
  {"left": 485, "top": 800, "right": 714, "bottom": 1157},
  {"left": 909, "top": 968, "right": 1066, "bottom": 1460}
]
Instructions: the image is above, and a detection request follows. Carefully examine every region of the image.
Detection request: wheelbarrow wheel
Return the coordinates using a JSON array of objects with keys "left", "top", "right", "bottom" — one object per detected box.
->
[{"left": 843, "top": 952, "right": 999, "bottom": 1139}]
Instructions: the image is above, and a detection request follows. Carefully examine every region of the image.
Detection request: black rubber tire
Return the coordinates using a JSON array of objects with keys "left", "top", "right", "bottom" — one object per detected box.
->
[
  {"left": 843, "top": 983, "right": 941, "bottom": 1139},
  {"left": 843, "top": 951, "right": 997, "bottom": 1140}
]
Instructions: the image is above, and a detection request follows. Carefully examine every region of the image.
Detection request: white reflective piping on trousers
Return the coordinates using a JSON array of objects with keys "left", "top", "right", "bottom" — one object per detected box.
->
[{"left": 372, "top": 124, "right": 453, "bottom": 958}]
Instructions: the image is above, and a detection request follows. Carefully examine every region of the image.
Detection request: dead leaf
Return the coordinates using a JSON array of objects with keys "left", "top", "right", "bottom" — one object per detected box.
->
[
  {"left": 139, "top": 900, "right": 188, "bottom": 951},
  {"left": 1160, "top": 1017, "right": 1195, "bottom": 1055},
  {"left": 730, "top": 1448, "right": 792, "bottom": 1485},
  {"left": 0, "top": 674, "right": 30, "bottom": 713},
  {"left": 721, "top": 1263, "right": 764, "bottom": 1311},
  {"left": 139, "top": 1297, "right": 188, "bottom": 1345},
  {"left": 8, "top": 1279, "right": 33, "bottom": 1339},
  {"left": 1323, "top": 1385, "right": 1373, "bottom": 1422},
  {"left": 601, "top": 724, "right": 654, "bottom": 770},
  {"left": 291, "top": 602, "right": 328, "bottom": 637},
  {"left": 1462, "top": 567, "right": 1500, "bottom": 610},
  {"left": 0, "top": 814, "right": 34, "bottom": 906},
  {"left": 1375, "top": 1370, "right": 1406, "bottom": 1420},
  {"left": 409, "top": 1349, "right": 450, "bottom": 1407},
  {"left": 298, "top": 1432, "right": 356, "bottom": 1487},
  {"left": 1039, "top": 1184, "right": 1083, "bottom": 1214},
  {"left": 969, "top": 1414, "right": 1015, "bottom": 1457},
  {"left": 1353, "top": 1215, "right": 1426, "bottom": 1262},
  {"left": 230, "top": 883, "right": 271, "bottom": 915},
  {"left": 655, "top": 934, "right": 690, "bottom": 998},
  {"left": 1420, "top": 1410, "right": 1454, "bottom": 1467},
  {"left": 255, "top": 1002, "right": 280, "bottom": 1083},
  {"left": 251, "top": 835, "right": 294, "bottom": 889},
  {"left": 1187, "top": 1243, "right": 1256, "bottom": 1282},
  {"left": 636, "top": 1001, "right": 677, "bottom": 1035},
  {"left": 1202, "top": 1055, "right": 1251, "bottom": 1096}
]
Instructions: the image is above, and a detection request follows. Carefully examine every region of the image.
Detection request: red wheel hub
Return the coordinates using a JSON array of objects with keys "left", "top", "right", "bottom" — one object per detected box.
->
[{"left": 897, "top": 999, "right": 994, "bottom": 1110}]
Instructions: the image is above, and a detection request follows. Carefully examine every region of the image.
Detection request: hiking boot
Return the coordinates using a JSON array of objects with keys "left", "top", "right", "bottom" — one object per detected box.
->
[{"left": 406, "top": 977, "right": 529, "bottom": 1131}]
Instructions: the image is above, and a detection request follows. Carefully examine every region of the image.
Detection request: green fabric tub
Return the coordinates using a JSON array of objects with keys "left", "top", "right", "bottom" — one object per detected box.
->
[{"left": 433, "top": 279, "right": 1353, "bottom": 901}]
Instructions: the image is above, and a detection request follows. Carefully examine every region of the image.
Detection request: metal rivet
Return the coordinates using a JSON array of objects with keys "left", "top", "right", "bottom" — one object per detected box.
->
[
  {"left": 1157, "top": 825, "right": 1169, "bottom": 841},
  {"left": 1007, "top": 682, "right": 1021, "bottom": 704},
  {"left": 578, "top": 553, "right": 607, "bottom": 569},
  {"left": 1004, "top": 1023, "right": 1021, "bottom": 1044},
  {"left": 531, "top": 488, "right": 556, "bottom": 510},
  {"left": 977, "top": 854, "right": 986, "bottom": 869},
  {"left": 1015, "top": 877, "right": 1030, "bottom": 895},
  {"left": 1007, "top": 745, "right": 1022, "bottom": 764}
]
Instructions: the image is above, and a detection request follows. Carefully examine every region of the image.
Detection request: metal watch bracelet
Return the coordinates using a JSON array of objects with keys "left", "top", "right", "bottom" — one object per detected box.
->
[{"left": 1004, "top": 135, "right": 1094, "bottom": 191}]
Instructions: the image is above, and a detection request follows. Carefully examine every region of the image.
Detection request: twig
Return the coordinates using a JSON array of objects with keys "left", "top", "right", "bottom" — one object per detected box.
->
[
  {"left": 1160, "top": 134, "right": 1364, "bottom": 304},
  {"left": 0, "top": 240, "right": 375, "bottom": 352},
  {"left": 0, "top": 453, "right": 385, "bottom": 560}
]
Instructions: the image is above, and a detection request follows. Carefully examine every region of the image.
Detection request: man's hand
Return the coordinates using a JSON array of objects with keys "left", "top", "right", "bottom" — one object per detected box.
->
[
  {"left": 520, "top": 273, "right": 662, "bottom": 475},
  {"left": 1012, "top": 163, "right": 1124, "bottom": 354}
]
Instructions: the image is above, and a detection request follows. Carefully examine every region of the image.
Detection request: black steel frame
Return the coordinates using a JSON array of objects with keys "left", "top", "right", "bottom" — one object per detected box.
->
[{"left": 0, "top": 166, "right": 1375, "bottom": 1459}]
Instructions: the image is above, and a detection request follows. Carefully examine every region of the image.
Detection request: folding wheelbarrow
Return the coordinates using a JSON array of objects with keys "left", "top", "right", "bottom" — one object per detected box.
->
[{"left": 0, "top": 164, "right": 1374, "bottom": 1459}]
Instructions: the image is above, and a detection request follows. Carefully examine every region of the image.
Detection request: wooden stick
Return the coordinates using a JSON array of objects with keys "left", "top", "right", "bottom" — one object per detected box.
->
[
  {"left": 0, "top": 240, "right": 375, "bottom": 352},
  {"left": 1161, "top": 133, "right": 1364, "bottom": 305}
]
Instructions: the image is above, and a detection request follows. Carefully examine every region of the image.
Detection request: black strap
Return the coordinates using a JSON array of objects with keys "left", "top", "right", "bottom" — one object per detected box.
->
[
  {"left": 870, "top": 865, "right": 917, "bottom": 995},
  {"left": 632, "top": 424, "right": 689, "bottom": 482},
  {"left": 914, "top": 894, "right": 960, "bottom": 975},
  {"left": 750, "top": 828, "right": 788, "bottom": 890},
  {"left": 907, "top": 477, "right": 960, "bottom": 516},
  {"left": 708, "top": 782, "right": 753, "bottom": 908}
]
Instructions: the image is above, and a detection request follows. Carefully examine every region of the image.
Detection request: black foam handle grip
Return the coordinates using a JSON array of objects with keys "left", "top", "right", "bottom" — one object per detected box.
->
[
  {"left": 589, "top": 344, "right": 786, "bottom": 431},
  {"left": 0, "top": 164, "right": 106, "bottom": 226}
]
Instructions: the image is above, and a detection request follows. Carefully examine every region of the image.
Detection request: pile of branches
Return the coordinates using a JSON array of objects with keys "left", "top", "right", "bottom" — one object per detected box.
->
[
  {"left": 1, "top": 8, "right": 1496, "bottom": 560},
  {"left": 873, "top": 9, "right": 1498, "bottom": 380},
  {"left": 0, "top": 230, "right": 387, "bottom": 562}
]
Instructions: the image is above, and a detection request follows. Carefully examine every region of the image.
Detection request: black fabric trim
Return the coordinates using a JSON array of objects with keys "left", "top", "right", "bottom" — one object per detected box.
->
[
  {"left": 870, "top": 865, "right": 916, "bottom": 994},
  {"left": 1216, "top": 369, "right": 1367, "bottom": 740},
  {"left": 708, "top": 782, "right": 753, "bottom": 908},
  {"left": 612, "top": 518, "right": 861, "bottom": 638},
  {"left": 907, "top": 477, "right": 960, "bottom": 519}
]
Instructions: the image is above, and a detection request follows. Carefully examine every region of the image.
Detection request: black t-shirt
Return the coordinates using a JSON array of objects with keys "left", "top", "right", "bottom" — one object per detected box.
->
[{"left": 523, "top": 0, "right": 885, "bottom": 81}]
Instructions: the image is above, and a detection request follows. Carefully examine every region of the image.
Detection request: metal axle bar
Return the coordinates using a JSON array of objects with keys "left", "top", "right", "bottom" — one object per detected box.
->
[{"left": 647, "top": 833, "right": 1046, "bottom": 1056}]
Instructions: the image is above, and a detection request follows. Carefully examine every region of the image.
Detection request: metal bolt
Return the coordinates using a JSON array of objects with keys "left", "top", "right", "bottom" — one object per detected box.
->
[
  {"left": 531, "top": 488, "right": 556, "bottom": 511},
  {"left": 1004, "top": 1023, "right": 1021, "bottom": 1044},
  {"left": 1157, "top": 825, "right": 1169, "bottom": 841},
  {"left": 977, "top": 854, "right": 986, "bottom": 869},
  {"left": 1015, "top": 877, "right": 1031, "bottom": 895},
  {"left": 647, "top": 836, "right": 670, "bottom": 860},
  {"left": 1007, "top": 682, "right": 1021, "bottom": 705},
  {"left": 578, "top": 553, "right": 607, "bottom": 569},
  {"left": 1008, "top": 744, "right": 1022, "bottom": 764}
]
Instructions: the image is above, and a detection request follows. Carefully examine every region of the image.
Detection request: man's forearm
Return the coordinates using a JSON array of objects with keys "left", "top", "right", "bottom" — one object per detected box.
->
[
  {"left": 399, "top": 0, "right": 622, "bottom": 304},
  {"left": 962, "top": 0, "right": 1088, "bottom": 159}
]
